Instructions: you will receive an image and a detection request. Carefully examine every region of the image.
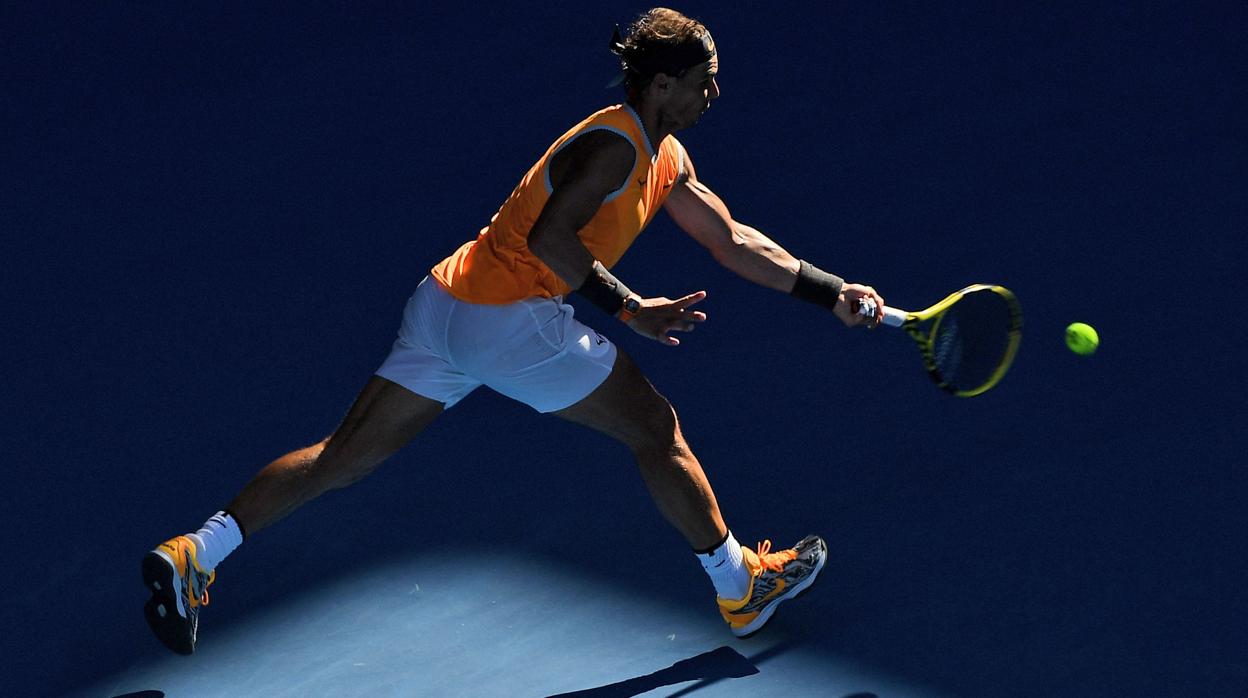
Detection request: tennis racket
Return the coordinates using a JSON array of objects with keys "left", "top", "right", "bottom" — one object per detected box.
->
[{"left": 856, "top": 284, "right": 1022, "bottom": 397}]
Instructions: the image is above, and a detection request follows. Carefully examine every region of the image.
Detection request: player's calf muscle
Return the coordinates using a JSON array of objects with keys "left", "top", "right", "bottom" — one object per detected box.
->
[{"left": 319, "top": 450, "right": 386, "bottom": 489}]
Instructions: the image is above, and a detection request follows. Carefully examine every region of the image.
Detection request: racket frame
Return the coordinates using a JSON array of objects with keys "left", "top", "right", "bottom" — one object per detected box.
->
[{"left": 890, "top": 284, "right": 1022, "bottom": 397}]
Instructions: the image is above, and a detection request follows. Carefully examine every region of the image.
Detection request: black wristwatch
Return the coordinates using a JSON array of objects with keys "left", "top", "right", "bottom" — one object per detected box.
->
[{"left": 619, "top": 295, "right": 642, "bottom": 323}]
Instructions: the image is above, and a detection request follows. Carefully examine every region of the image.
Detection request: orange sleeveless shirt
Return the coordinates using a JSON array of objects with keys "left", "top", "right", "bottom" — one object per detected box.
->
[{"left": 430, "top": 104, "right": 686, "bottom": 303}]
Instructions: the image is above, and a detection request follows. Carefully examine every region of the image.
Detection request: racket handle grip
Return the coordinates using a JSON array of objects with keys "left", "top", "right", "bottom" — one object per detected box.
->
[
  {"left": 855, "top": 298, "right": 907, "bottom": 327},
  {"left": 880, "top": 307, "right": 907, "bottom": 327}
]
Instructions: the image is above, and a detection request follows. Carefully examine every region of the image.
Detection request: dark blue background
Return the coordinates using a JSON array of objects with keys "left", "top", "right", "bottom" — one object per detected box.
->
[{"left": 3, "top": 2, "right": 1245, "bottom": 695}]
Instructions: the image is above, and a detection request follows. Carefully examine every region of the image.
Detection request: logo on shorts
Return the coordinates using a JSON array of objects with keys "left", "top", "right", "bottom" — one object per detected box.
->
[{"left": 594, "top": 332, "right": 606, "bottom": 345}]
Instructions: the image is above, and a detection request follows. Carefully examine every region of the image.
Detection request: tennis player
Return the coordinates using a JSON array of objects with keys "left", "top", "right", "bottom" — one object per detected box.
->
[{"left": 143, "top": 8, "right": 886, "bottom": 654}]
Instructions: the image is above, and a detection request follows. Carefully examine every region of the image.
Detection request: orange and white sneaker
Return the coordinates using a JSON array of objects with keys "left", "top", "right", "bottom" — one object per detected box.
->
[
  {"left": 142, "top": 535, "right": 216, "bottom": 655},
  {"left": 717, "top": 535, "right": 827, "bottom": 637}
]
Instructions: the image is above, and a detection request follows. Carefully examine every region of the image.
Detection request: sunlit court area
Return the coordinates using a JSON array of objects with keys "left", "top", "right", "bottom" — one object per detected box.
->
[
  {"left": 74, "top": 551, "right": 945, "bottom": 697},
  {"left": 4, "top": 3, "right": 1243, "bottom": 696}
]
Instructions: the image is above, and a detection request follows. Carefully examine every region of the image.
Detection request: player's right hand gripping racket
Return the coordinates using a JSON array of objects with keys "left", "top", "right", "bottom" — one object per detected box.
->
[{"left": 857, "top": 284, "right": 1023, "bottom": 397}]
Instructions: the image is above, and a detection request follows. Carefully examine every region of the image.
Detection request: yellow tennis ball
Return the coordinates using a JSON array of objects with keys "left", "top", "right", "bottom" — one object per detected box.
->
[{"left": 1065, "top": 322, "right": 1099, "bottom": 355}]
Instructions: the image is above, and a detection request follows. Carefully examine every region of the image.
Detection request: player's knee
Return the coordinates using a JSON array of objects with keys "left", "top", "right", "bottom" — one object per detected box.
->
[{"left": 629, "top": 401, "right": 684, "bottom": 457}]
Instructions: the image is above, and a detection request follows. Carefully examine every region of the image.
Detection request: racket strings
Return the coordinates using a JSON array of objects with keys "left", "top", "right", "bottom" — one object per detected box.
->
[{"left": 926, "top": 290, "right": 1019, "bottom": 394}]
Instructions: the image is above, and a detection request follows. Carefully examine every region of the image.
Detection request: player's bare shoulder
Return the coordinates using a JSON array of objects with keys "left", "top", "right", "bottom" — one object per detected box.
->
[{"left": 548, "top": 130, "right": 636, "bottom": 193}]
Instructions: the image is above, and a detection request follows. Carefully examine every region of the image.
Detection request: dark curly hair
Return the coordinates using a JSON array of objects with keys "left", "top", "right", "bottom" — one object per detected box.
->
[{"left": 611, "top": 8, "right": 715, "bottom": 99}]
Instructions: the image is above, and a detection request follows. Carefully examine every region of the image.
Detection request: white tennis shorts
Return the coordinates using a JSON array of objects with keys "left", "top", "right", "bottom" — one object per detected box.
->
[{"left": 375, "top": 277, "right": 618, "bottom": 412}]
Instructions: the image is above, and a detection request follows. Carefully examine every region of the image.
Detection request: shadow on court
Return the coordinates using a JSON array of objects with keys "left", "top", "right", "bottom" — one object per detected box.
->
[
  {"left": 546, "top": 645, "right": 763, "bottom": 697},
  {"left": 547, "top": 641, "right": 889, "bottom": 698}
]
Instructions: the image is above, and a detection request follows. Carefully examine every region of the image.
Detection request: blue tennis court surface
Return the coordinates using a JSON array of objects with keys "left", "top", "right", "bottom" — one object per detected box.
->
[
  {"left": 4, "top": 2, "right": 1244, "bottom": 696},
  {"left": 75, "top": 553, "right": 943, "bottom": 697}
]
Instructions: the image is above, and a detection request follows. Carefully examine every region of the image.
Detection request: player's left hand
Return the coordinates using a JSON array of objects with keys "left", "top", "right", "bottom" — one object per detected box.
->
[
  {"left": 627, "top": 290, "right": 708, "bottom": 346},
  {"left": 834, "top": 283, "right": 885, "bottom": 328}
]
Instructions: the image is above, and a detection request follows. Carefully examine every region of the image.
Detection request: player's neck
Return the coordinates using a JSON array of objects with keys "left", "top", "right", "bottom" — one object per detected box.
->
[{"left": 627, "top": 98, "right": 672, "bottom": 150}]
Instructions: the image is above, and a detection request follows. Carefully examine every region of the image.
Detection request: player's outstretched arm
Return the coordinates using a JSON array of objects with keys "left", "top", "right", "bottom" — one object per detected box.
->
[{"left": 662, "top": 150, "right": 883, "bottom": 328}]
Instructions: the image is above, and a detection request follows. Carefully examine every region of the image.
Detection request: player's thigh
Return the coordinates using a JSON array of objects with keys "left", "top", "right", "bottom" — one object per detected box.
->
[
  {"left": 551, "top": 349, "right": 676, "bottom": 450},
  {"left": 325, "top": 376, "right": 444, "bottom": 461}
]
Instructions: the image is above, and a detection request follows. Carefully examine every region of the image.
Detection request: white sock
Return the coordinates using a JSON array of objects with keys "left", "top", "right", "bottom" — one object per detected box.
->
[
  {"left": 187, "top": 511, "right": 244, "bottom": 572},
  {"left": 697, "top": 531, "right": 750, "bottom": 601}
]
